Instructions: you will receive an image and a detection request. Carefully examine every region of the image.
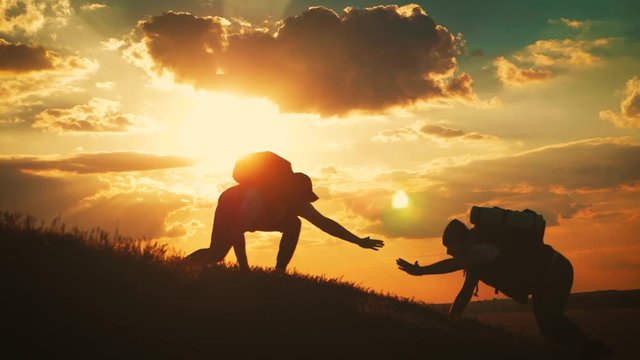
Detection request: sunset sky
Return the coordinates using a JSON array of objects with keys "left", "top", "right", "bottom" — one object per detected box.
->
[{"left": 1, "top": 0, "right": 639, "bottom": 303}]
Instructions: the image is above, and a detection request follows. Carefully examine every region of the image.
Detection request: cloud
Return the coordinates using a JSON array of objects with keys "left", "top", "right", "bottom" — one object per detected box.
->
[
  {"left": 95, "top": 81, "right": 115, "bottom": 89},
  {"left": 599, "top": 76, "right": 640, "bottom": 128},
  {"left": 125, "top": 5, "right": 482, "bottom": 116},
  {"left": 371, "top": 126, "right": 421, "bottom": 143},
  {"left": 0, "top": 151, "right": 193, "bottom": 174},
  {"left": 0, "top": 39, "right": 54, "bottom": 73},
  {"left": 420, "top": 124, "right": 465, "bottom": 138},
  {"left": 548, "top": 17, "right": 588, "bottom": 29},
  {"left": 493, "top": 35, "right": 610, "bottom": 86},
  {"left": 80, "top": 3, "right": 106, "bottom": 11},
  {"left": 0, "top": 152, "right": 203, "bottom": 240},
  {"left": 372, "top": 120, "right": 497, "bottom": 143},
  {"left": 332, "top": 138, "right": 640, "bottom": 239},
  {"left": 32, "top": 97, "right": 152, "bottom": 133},
  {"left": 135, "top": 11, "right": 228, "bottom": 87},
  {"left": 0, "top": 0, "right": 72, "bottom": 35},
  {"left": 515, "top": 38, "right": 609, "bottom": 67},
  {"left": 493, "top": 56, "right": 552, "bottom": 86},
  {"left": 0, "top": 117, "right": 25, "bottom": 125},
  {"left": 0, "top": 39, "right": 98, "bottom": 119},
  {"left": 63, "top": 183, "right": 201, "bottom": 239}
]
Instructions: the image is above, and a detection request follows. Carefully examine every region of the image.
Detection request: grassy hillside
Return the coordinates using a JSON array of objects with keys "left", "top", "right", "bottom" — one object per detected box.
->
[
  {"left": 433, "top": 290, "right": 640, "bottom": 315},
  {"left": 0, "top": 212, "right": 578, "bottom": 359}
]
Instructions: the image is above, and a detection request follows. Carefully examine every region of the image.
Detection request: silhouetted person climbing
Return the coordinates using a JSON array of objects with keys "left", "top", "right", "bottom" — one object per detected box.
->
[
  {"left": 187, "top": 151, "right": 384, "bottom": 271},
  {"left": 397, "top": 206, "right": 613, "bottom": 359}
]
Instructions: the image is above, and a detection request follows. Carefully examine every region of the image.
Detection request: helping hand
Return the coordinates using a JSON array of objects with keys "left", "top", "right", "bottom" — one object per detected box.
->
[
  {"left": 396, "top": 258, "right": 423, "bottom": 276},
  {"left": 357, "top": 236, "right": 384, "bottom": 251}
]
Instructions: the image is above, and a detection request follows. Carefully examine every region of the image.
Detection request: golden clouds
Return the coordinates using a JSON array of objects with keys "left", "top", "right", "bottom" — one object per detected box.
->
[
  {"left": 0, "top": 0, "right": 72, "bottom": 35},
  {"left": 494, "top": 37, "right": 610, "bottom": 86},
  {"left": 126, "top": 5, "right": 477, "bottom": 116},
  {"left": 548, "top": 18, "right": 588, "bottom": 30},
  {"left": 0, "top": 39, "right": 97, "bottom": 118},
  {"left": 515, "top": 38, "right": 609, "bottom": 67},
  {"left": 0, "top": 39, "right": 53, "bottom": 72},
  {"left": 600, "top": 76, "right": 640, "bottom": 128},
  {"left": 0, "top": 152, "right": 192, "bottom": 174},
  {"left": 373, "top": 120, "right": 497, "bottom": 144},
  {"left": 493, "top": 56, "right": 552, "bottom": 86},
  {"left": 80, "top": 3, "right": 106, "bottom": 11},
  {"left": 33, "top": 98, "right": 151, "bottom": 133},
  {"left": 0, "top": 151, "right": 202, "bottom": 241},
  {"left": 328, "top": 138, "right": 640, "bottom": 239}
]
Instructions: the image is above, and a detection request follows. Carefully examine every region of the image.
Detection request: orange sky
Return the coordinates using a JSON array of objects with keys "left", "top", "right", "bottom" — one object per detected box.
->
[{"left": 0, "top": 1, "right": 639, "bottom": 304}]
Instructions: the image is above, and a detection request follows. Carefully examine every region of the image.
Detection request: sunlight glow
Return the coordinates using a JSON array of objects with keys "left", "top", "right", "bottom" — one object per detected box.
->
[
  {"left": 392, "top": 190, "right": 410, "bottom": 209},
  {"left": 177, "top": 92, "right": 293, "bottom": 172}
]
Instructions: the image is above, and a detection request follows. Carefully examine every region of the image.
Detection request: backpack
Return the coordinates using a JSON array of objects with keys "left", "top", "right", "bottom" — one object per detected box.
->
[
  {"left": 470, "top": 205, "right": 546, "bottom": 247},
  {"left": 468, "top": 206, "right": 548, "bottom": 303},
  {"left": 232, "top": 151, "right": 293, "bottom": 188}
]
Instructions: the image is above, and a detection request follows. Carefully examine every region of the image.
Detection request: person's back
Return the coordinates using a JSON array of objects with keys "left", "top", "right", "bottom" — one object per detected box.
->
[
  {"left": 467, "top": 226, "right": 556, "bottom": 303},
  {"left": 228, "top": 172, "right": 319, "bottom": 232}
]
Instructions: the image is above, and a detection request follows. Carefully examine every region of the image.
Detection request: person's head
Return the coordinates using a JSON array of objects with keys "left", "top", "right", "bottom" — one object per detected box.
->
[
  {"left": 442, "top": 219, "right": 470, "bottom": 256},
  {"left": 290, "top": 172, "right": 319, "bottom": 202}
]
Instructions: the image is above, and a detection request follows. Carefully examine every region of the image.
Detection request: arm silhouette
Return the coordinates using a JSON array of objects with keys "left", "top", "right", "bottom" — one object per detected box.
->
[
  {"left": 397, "top": 244, "right": 499, "bottom": 275},
  {"left": 298, "top": 203, "right": 384, "bottom": 250},
  {"left": 396, "top": 257, "right": 465, "bottom": 275},
  {"left": 449, "top": 271, "right": 478, "bottom": 318}
]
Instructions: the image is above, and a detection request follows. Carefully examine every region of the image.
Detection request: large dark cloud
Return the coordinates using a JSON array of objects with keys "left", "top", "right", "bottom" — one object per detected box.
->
[
  {"left": 138, "top": 11, "right": 226, "bottom": 87},
  {"left": 130, "top": 5, "right": 473, "bottom": 115},
  {"left": 0, "top": 39, "right": 54, "bottom": 72},
  {"left": 0, "top": 152, "right": 193, "bottom": 174}
]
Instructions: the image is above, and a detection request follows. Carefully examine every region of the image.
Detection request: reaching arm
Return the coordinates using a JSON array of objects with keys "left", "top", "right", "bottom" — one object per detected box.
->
[
  {"left": 298, "top": 203, "right": 384, "bottom": 250},
  {"left": 396, "top": 257, "right": 466, "bottom": 276},
  {"left": 397, "top": 243, "right": 500, "bottom": 276},
  {"left": 449, "top": 271, "right": 478, "bottom": 318}
]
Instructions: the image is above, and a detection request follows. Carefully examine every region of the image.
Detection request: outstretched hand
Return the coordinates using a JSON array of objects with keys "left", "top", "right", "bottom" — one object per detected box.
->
[
  {"left": 357, "top": 237, "right": 384, "bottom": 251},
  {"left": 396, "top": 258, "right": 423, "bottom": 276}
]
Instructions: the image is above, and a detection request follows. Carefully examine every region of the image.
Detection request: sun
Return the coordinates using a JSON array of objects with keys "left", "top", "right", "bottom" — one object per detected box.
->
[{"left": 392, "top": 190, "right": 410, "bottom": 209}]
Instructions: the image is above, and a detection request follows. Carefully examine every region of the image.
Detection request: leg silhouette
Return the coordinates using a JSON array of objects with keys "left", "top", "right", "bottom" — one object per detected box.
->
[
  {"left": 532, "top": 254, "right": 584, "bottom": 346},
  {"left": 532, "top": 253, "right": 612, "bottom": 358},
  {"left": 185, "top": 186, "right": 242, "bottom": 265}
]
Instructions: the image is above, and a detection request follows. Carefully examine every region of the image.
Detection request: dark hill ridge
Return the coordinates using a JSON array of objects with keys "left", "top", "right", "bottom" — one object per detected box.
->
[
  {"left": 0, "top": 213, "right": 577, "bottom": 359},
  {"left": 433, "top": 289, "right": 640, "bottom": 315}
]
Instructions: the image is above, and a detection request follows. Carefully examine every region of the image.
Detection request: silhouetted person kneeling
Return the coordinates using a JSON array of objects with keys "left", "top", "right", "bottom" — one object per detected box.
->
[
  {"left": 397, "top": 206, "right": 612, "bottom": 359},
  {"left": 187, "top": 151, "right": 383, "bottom": 271}
]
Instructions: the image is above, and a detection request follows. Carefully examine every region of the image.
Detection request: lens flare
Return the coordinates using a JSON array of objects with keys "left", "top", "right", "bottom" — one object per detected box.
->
[{"left": 392, "top": 190, "right": 409, "bottom": 209}]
